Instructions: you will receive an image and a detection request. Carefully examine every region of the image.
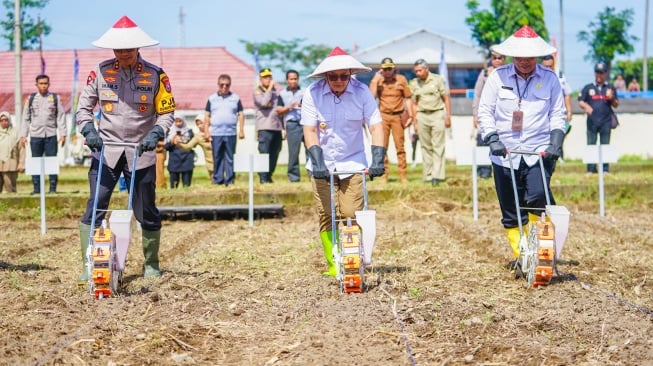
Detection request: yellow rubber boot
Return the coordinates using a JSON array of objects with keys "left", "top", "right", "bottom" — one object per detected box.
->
[
  {"left": 529, "top": 212, "right": 551, "bottom": 225},
  {"left": 505, "top": 227, "right": 522, "bottom": 259},
  {"left": 506, "top": 225, "right": 530, "bottom": 259},
  {"left": 320, "top": 231, "right": 337, "bottom": 277}
]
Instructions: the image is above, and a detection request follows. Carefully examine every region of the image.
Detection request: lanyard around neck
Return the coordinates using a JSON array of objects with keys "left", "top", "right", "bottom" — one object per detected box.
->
[{"left": 514, "top": 74, "right": 533, "bottom": 109}]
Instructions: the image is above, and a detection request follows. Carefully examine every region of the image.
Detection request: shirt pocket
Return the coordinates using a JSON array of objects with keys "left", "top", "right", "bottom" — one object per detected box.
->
[
  {"left": 530, "top": 88, "right": 551, "bottom": 112},
  {"left": 344, "top": 111, "right": 364, "bottom": 134},
  {"left": 99, "top": 88, "right": 119, "bottom": 115},
  {"left": 316, "top": 112, "right": 332, "bottom": 130},
  {"left": 497, "top": 88, "right": 518, "bottom": 112},
  {"left": 133, "top": 92, "right": 153, "bottom": 105}
]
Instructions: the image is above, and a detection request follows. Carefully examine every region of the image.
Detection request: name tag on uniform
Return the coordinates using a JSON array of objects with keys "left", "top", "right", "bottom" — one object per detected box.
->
[{"left": 512, "top": 110, "right": 523, "bottom": 131}]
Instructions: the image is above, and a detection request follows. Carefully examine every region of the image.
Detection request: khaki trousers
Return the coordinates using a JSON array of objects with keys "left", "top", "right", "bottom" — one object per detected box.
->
[
  {"left": 381, "top": 113, "right": 407, "bottom": 179},
  {"left": 155, "top": 151, "right": 167, "bottom": 189},
  {"left": 311, "top": 174, "right": 364, "bottom": 232},
  {"left": 417, "top": 109, "right": 446, "bottom": 181}
]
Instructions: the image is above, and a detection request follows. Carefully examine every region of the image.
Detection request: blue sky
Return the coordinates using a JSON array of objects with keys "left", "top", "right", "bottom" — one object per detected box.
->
[{"left": 4, "top": 0, "right": 652, "bottom": 91}]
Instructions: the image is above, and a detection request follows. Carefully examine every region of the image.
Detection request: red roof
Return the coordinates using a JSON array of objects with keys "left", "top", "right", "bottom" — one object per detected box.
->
[{"left": 0, "top": 47, "right": 255, "bottom": 113}]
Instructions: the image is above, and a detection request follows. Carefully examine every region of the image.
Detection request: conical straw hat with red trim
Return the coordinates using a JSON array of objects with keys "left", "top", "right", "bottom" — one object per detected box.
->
[
  {"left": 491, "top": 25, "right": 555, "bottom": 58},
  {"left": 308, "top": 47, "right": 371, "bottom": 78},
  {"left": 92, "top": 16, "right": 159, "bottom": 49}
]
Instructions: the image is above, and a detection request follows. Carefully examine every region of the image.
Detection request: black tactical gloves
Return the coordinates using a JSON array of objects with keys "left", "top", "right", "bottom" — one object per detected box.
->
[
  {"left": 307, "top": 145, "right": 329, "bottom": 179},
  {"left": 484, "top": 132, "right": 507, "bottom": 157},
  {"left": 369, "top": 145, "right": 387, "bottom": 179},
  {"left": 543, "top": 129, "right": 565, "bottom": 161},
  {"left": 139, "top": 125, "right": 165, "bottom": 156},
  {"left": 81, "top": 123, "right": 103, "bottom": 152}
]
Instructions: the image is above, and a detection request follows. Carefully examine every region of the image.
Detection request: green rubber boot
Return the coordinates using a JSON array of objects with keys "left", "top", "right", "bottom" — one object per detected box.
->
[
  {"left": 77, "top": 222, "right": 92, "bottom": 286},
  {"left": 142, "top": 229, "right": 161, "bottom": 278},
  {"left": 320, "top": 231, "right": 337, "bottom": 277}
]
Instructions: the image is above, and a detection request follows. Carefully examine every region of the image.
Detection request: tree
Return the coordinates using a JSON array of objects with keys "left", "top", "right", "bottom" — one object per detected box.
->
[
  {"left": 465, "top": 0, "right": 549, "bottom": 58},
  {"left": 239, "top": 38, "right": 331, "bottom": 81},
  {"left": 1, "top": 0, "right": 51, "bottom": 51},
  {"left": 577, "top": 7, "right": 638, "bottom": 74}
]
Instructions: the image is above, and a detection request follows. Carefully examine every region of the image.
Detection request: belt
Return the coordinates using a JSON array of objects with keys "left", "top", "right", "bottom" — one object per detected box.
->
[
  {"left": 419, "top": 109, "right": 443, "bottom": 114},
  {"left": 382, "top": 110, "right": 404, "bottom": 115},
  {"left": 286, "top": 119, "right": 300, "bottom": 123}
]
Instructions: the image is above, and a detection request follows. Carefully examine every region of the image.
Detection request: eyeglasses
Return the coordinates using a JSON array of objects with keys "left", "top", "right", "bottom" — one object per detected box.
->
[
  {"left": 492, "top": 56, "right": 505, "bottom": 60},
  {"left": 327, "top": 73, "right": 351, "bottom": 81},
  {"left": 115, "top": 48, "right": 136, "bottom": 53},
  {"left": 219, "top": 83, "right": 231, "bottom": 87},
  {"left": 0, "top": 118, "right": 8, "bottom": 122}
]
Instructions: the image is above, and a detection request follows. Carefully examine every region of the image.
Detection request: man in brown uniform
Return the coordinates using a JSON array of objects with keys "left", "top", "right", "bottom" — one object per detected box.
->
[{"left": 369, "top": 57, "right": 413, "bottom": 183}]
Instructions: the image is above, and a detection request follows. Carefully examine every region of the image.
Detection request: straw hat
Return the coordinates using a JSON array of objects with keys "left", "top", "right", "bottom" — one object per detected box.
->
[
  {"left": 491, "top": 25, "right": 555, "bottom": 58},
  {"left": 308, "top": 47, "right": 371, "bottom": 78},
  {"left": 92, "top": 16, "right": 159, "bottom": 49}
]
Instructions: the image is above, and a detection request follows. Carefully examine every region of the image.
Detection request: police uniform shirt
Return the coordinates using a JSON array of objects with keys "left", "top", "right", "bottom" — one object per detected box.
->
[
  {"left": 477, "top": 63, "right": 566, "bottom": 168},
  {"left": 205, "top": 91, "right": 243, "bottom": 136},
  {"left": 76, "top": 54, "right": 175, "bottom": 171},
  {"left": 300, "top": 77, "right": 382, "bottom": 174},
  {"left": 253, "top": 85, "right": 283, "bottom": 131},
  {"left": 578, "top": 81, "right": 617, "bottom": 126},
  {"left": 20, "top": 92, "right": 66, "bottom": 139}
]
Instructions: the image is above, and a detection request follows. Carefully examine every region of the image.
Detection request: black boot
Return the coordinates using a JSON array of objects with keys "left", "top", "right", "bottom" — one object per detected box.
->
[
  {"left": 31, "top": 175, "right": 40, "bottom": 195},
  {"left": 49, "top": 175, "right": 58, "bottom": 194}
]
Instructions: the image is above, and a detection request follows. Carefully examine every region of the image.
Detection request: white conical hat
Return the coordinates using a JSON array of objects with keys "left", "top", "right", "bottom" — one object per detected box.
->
[
  {"left": 308, "top": 47, "right": 371, "bottom": 78},
  {"left": 491, "top": 25, "right": 556, "bottom": 58},
  {"left": 92, "top": 16, "right": 159, "bottom": 49}
]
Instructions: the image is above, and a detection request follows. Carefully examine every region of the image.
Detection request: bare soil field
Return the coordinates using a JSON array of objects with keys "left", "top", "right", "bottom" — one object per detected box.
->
[{"left": 1, "top": 195, "right": 653, "bottom": 365}]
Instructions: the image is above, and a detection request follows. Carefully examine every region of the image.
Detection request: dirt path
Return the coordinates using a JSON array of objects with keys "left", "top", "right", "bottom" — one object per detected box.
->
[{"left": 1, "top": 201, "right": 652, "bottom": 365}]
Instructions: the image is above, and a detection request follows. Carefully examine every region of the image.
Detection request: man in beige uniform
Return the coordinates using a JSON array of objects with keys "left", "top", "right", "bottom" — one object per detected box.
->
[
  {"left": 409, "top": 59, "right": 451, "bottom": 185},
  {"left": 75, "top": 16, "right": 175, "bottom": 284},
  {"left": 369, "top": 57, "right": 413, "bottom": 183}
]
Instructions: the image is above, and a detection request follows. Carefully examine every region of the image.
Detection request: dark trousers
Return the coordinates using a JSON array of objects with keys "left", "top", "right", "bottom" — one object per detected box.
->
[
  {"left": 211, "top": 135, "right": 237, "bottom": 185},
  {"left": 285, "top": 121, "right": 304, "bottom": 182},
  {"left": 586, "top": 120, "right": 612, "bottom": 173},
  {"left": 30, "top": 136, "right": 58, "bottom": 192},
  {"left": 81, "top": 154, "right": 161, "bottom": 231},
  {"left": 169, "top": 170, "right": 193, "bottom": 188},
  {"left": 476, "top": 133, "right": 492, "bottom": 178},
  {"left": 257, "top": 130, "right": 282, "bottom": 183},
  {"left": 492, "top": 159, "right": 555, "bottom": 229}
]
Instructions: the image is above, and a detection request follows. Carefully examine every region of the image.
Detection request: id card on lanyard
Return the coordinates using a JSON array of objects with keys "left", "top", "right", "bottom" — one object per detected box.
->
[{"left": 512, "top": 75, "right": 532, "bottom": 131}]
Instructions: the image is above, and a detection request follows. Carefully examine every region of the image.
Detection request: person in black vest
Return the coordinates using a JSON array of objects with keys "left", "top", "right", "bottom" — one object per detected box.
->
[{"left": 577, "top": 62, "right": 619, "bottom": 174}]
